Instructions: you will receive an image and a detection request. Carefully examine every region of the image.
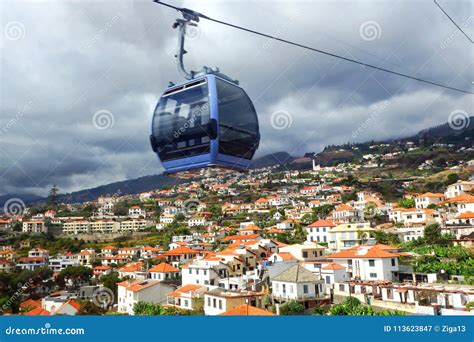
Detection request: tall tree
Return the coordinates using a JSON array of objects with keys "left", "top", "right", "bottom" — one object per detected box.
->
[{"left": 48, "top": 184, "right": 59, "bottom": 207}]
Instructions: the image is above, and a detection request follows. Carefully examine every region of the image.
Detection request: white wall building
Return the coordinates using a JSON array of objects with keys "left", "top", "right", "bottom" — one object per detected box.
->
[
  {"left": 326, "top": 244, "right": 400, "bottom": 281},
  {"left": 117, "top": 279, "right": 174, "bottom": 315}
]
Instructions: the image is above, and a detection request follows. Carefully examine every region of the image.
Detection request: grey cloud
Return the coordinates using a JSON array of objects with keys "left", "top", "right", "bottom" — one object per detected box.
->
[{"left": 1, "top": 0, "right": 472, "bottom": 196}]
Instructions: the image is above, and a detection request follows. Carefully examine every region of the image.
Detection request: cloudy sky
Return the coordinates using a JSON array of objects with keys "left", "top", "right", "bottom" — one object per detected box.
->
[{"left": 0, "top": 0, "right": 473, "bottom": 196}]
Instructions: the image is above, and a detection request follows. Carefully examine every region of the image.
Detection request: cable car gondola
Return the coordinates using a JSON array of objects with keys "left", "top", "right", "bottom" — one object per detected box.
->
[{"left": 150, "top": 8, "right": 260, "bottom": 174}]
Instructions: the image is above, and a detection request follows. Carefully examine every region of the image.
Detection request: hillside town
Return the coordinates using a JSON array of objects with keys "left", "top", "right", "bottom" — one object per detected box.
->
[{"left": 1, "top": 150, "right": 474, "bottom": 317}]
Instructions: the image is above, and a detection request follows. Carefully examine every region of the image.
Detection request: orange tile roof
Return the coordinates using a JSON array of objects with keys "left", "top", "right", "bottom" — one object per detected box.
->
[
  {"left": 327, "top": 244, "right": 399, "bottom": 259},
  {"left": 59, "top": 299, "right": 81, "bottom": 311},
  {"left": 117, "top": 279, "right": 161, "bottom": 292},
  {"left": 20, "top": 299, "right": 41, "bottom": 310},
  {"left": 102, "top": 245, "right": 118, "bottom": 250},
  {"left": 240, "top": 224, "right": 262, "bottom": 231},
  {"left": 167, "top": 284, "right": 206, "bottom": 297},
  {"left": 222, "top": 234, "right": 260, "bottom": 242},
  {"left": 440, "top": 194, "right": 474, "bottom": 204},
  {"left": 275, "top": 252, "right": 297, "bottom": 261},
  {"left": 94, "top": 265, "right": 111, "bottom": 270},
  {"left": 118, "top": 262, "right": 144, "bottom": 273},
  {"left": 417, "top": 192, "right": 444, "bottom": 198},
  {"left": 307, "top": 219, "right": 337, "bottom": 228},
  {"left": 266, "top": 228, "right": 284, "bottom": 234},
  {"left": 322, "top": 262, "right": 346, "bottom": 270},
  {"left": 148, "top": 262, "right": 180, "bottom": 273},
  {"left": 335, "top": 204, "right": 353, "bottom": 211},
  {"left": 25, "top": 307, "right": 51, "bottom": 316},
  {"left": 457, "top": 212, "right": 474, "bottom": 219},
  {"left": 160, "top": 246, "right": 200, "bottom": 256},
  {"left": 219, "top": 304, "right": 275, "bottom": 316}
]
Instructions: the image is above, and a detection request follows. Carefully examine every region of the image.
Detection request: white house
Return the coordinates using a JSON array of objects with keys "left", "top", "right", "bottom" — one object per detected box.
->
[
  {"left": 328, "top": 222, "right": 374, "bottom": 252},
  {"left": 326, "top": 244, "right": 400, "bottom": 281},
  {"left": 117, "top": 279, "right": 175, "bottom": 315},
  {"left": 271, "top": 264, "right": 325, "bottom": 310},
  {"left": 203, "top": 288, "right": 265, "bottom": 316},
  {"left": 415, "top": 193, "right": 444, "bottom": 209},
  {"left": 49, "top": 254, "right": 80, "bottom": 272},
  {"left": 445, "top": 181, "right": 474, "bottom": 199},
  {"left": 305, "top": 219, "right": 336, "bottom": 244},
  {"left": 181, "top": 258, "right": 229, "bottom": 288},
  {"left": 166, "top": 284, "right": 207, "bottom": 311},
  {"left": 148, "top": 262, "right": 180, "bottom": 281},
  {"left": 320, "top": 262, "right": 348, "bottom": 286},
  {"left": 395, "top": 226, "right": 425, "bottom": 242},
  {"left": 22, "top": 220, "right": 46, "bottom": 233},
  {"left": 332, "top": 204, "right": 357, "bottom": 223},
  {"left": 187, "top": 216, "right": 206, "bottom": 227},
  {"left": 278, "top": 241, "right": 326, "bottom": 261},
  {"left": 128, "top": 206, "right": 145, "bottom": 218}
]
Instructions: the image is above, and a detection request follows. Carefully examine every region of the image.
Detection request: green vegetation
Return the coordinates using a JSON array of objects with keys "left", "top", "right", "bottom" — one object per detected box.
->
[
  {"left": 77, "top": 300, "right": 106, "bottom": 315},
  {"left": 373, "top": 230, "right": 401, "bottom": 246},
  {"left": 133, "top": 301, "right": 201, "bottom": 316},
  {"left": 329, "top": 297, "right": 405, "bottom": 316},
  {"left": 57, "top": 266, "right": 93, "bottom": 289},
  {"left": 0, "top": 267, "right": 53, "bottom": 314},
  {"left": 400, "top": 226, "right": 474, "bottom": 280},
  {"left": 398, "top": 197, "right": 415, "bottom": 209},
  {"left": 279, "top": 300, "right": 305, "bottom": 315}
]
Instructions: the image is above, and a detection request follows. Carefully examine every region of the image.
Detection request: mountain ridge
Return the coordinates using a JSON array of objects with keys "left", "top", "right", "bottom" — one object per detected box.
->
[{"left": 2, "top": 116, "right": 471, "bottom": 207}]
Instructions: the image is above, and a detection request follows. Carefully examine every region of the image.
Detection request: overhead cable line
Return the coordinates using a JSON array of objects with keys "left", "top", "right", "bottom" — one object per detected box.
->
[
  {"left": 153, "top": 0, "right": 474, "bottom": 95},
  {"left": 434, "top": 0, "right": 473, "bottom": 44}
]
